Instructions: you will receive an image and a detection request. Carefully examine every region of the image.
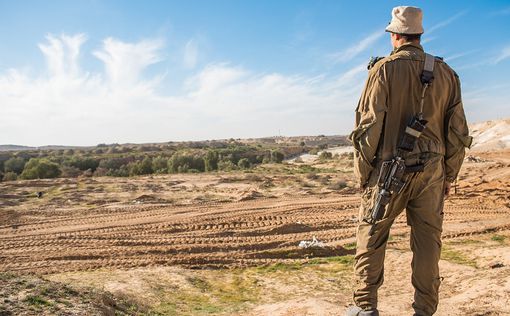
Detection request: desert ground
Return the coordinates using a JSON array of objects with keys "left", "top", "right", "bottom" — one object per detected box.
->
[{"left": 1, "top": 146, "right": 509, "bottom": 315}]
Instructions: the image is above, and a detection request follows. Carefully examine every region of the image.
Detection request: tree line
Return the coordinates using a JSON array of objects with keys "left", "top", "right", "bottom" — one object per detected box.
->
[{"left": 0, "top": 145, "right": 289, "bottom": 181}]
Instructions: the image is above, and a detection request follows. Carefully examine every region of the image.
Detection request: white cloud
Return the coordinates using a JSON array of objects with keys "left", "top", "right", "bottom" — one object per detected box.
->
[
  {"left": 189, "top": 63, "right": 247, "bottom": 94},
  {"left": 183, "top": 39, "right": 199, "bottom": 69},
  {"left": 38, "top": 33, "right": 87, "bottom": 78},
  {"left": 5, "top": 32, "right": 506, "bottom": 147},
  {"left": 0, "top": 33, "right": 369, "bottom": 146},
  {"left": 329, "top": 30, "right": 385, "bottom": 63},
  {"left": 427, "top": 10, "right": 467, "bottom": 34},
  {"left": 456, "top": 46, "right": 510, "bottom": 70},
  {"left": 494, "top": 46, "right": 510, "bottom": 64},
  {"left": 421, "top": 36, "right": 436, "bottom": 45},
  {"left": 444, "top": 50, "right": 478, "bottom": 63},
  {"left": 93, "top": 37, "right": 164, "bottom": 89},
  {"left": 490, "top": 6, "right": 510, "bottom": 16}
]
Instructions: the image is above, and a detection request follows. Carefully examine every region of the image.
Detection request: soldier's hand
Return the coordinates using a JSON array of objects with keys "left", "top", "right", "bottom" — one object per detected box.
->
[{"left": 444, "top": 181, "right": 452, "bottom": 197}]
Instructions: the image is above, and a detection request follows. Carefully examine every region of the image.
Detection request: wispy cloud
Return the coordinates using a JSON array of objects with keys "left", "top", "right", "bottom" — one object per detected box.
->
[
  {"left": 38, "top": 33, "right": 87, "bottom": 78},
  {"left": 489, "top": 6, "right": 510, "bottom": 16},
  {"left": 329, "top": 30, "right": 385, "bottom": 63},
  {"left": 289, "top": 10, "right": 314, "bottom": 47},
  {"left": 0, "top": 33, "right": 367, "bottom": 146},
  {"left": 183, "top": 39, "right": 198, "bottom": 69},
  {"left": 421, "top": 36, "right": 436, "bottom": 45},
  {"left": 455, "top": 60, "right": 486, "bottom": 71},
  {"left": 427, "top": 10, "right": 467, "bottom": 34},
  {"left": 494, "top": 46, "right": 510, "bottom": 64},
  {"left": 456, "top": 46, "right": 510, "bottom": 70},
  {"left": 444, "top": 49, "right": 479, "bottom": 62},
  {"left": 93, "top": 37, "right": 164, "bottom": 89},
  {"left": 463, "top": 83, "right": 510, "bottom": 122}
]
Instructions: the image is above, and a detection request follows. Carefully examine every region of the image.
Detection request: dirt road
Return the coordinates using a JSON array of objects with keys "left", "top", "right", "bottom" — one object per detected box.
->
[{"left": 1, "top": 192, "right": 509, "bottom": 275}]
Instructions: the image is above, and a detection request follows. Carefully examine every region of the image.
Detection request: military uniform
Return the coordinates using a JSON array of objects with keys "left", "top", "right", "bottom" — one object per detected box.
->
[{"left": 348, "top": 42, "right": 471, "bottom": 315}]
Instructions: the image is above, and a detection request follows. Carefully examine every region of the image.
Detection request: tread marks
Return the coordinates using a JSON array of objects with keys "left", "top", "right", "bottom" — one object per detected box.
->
[{"left": 0, "top": 195, "right": 508, "bottom": 274}]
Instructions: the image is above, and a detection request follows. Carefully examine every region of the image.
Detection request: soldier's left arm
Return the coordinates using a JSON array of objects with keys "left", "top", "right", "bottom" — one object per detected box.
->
[
  {"left": 349, "top": 66, "right": 388, "bottom": 188},
  {"left": 444, "top": 73, "right": 472, "bottom": 182}
]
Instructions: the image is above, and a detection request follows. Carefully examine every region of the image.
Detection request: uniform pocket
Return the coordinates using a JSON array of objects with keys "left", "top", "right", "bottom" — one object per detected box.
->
[
  {"left": 350, "top": 118, "right": 377, "bottom": 187},
  {"left": 358, "top": 185, "right": 377, "bottom": 222},
  {"left": 349, "top": 106, "right": 386, "bottom": 187}
]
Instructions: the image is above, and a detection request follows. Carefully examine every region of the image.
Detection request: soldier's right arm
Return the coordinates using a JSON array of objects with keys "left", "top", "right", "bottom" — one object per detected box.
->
[
  {"left": 349, "top": 65, "right": 388, "bottom": 188},
  {"left": 444, "top": 73, "right": 472, "bottom": 182}
]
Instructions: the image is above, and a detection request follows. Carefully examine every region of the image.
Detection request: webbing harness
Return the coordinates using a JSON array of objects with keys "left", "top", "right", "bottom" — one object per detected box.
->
[
  {"left": 418, "top": 53, "right": 435, "bottom": 120},
  {"left": 396, "top": 53, "right": 436, "bottom": 154}
]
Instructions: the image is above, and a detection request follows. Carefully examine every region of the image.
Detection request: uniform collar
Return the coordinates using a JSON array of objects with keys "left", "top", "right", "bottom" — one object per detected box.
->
[{"left": 391, "top": 42, "right": 424, "bottom": 55}]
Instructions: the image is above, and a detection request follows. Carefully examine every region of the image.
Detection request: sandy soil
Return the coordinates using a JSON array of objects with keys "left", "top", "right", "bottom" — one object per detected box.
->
[{"left": 0, "top": 150, "right": 509, "bottom": 315}]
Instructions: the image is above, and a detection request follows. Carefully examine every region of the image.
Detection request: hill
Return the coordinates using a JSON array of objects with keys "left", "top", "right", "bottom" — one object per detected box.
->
[
  {"left": 470, "top": 118, "right": 510, "bottom": 151},
  {"left": 0, "top": 135, "right": 349, "bottom": 153}
]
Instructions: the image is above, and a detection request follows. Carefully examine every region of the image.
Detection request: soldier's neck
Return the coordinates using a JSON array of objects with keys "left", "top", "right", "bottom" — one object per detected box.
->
[{"left": 391, "top": 41, "right": 423, "bottom": 54}]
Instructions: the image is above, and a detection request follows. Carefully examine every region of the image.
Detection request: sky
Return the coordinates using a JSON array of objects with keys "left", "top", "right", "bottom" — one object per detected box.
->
[{"left": 1, "top": 0, "right": 509, "bottom": 146}]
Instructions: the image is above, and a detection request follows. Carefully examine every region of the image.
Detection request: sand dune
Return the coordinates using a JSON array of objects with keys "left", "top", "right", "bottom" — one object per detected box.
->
[{"left": 470, "top": 118, "right": 510, "bottom": 151}]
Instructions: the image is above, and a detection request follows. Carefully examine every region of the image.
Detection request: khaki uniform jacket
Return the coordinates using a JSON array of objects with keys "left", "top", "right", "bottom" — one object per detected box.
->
[{"left": 349, "top": 42, "right": 472, "bottom": 187}]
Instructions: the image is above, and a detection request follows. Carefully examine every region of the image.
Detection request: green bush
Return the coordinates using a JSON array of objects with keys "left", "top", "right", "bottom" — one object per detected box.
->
[
  {"left": 218, "top": 160, "right": 236, "bottom": 171},
  {"left": 93, "top": 167, "right": 108, "bottom": 177},
  {"left": 61, "top": 166, "right": 81, "bottom": 178},
  {"left": 3, "top": 171, "right": 18, "bottom": 181},
  {"left": 107, "top": 165, "right": 130, "bottom": 177},
  {"left": 237, "top": 158, "right": 251, "bottom": 169},
  {"left": 204, "top": 150, "right": 219, "bottom": 171},
  {"left": 20, "top": 158, "right": 61, "bottom": 179},
  {"left": 177, "top": 164, "right": 190, "bottom": 173},
  {"left": 4, "top": 157, "right": 26, "bottom": 174},
  {"left": 319, "top": 151, "right": 333, "bottom": 160},
  {"left": 67, "top": 156, "right": 99, "bottom": 171},
  {"left": 270, "top": 150, "right": 284, "bottom": 163},
  {"left": 127, "top": 157, "right": 153, "bottom": 176},
  {"left": 139, "top": 157, "right": 153, "bottom": 174},
  {"left": 152, "top": 156, "right": 168, "bottom": 174},
  {"left": 128, "top": 162, "right": 140, "bottom": 176},
  {"left": 98, "top": 157, "right": 134, "bottom": 171},
  {"left": 308, "top": 148, "right": 319, "bottom": 155},
  {"left": 168, "top": 152, "right": 204, "bottom": 173}
]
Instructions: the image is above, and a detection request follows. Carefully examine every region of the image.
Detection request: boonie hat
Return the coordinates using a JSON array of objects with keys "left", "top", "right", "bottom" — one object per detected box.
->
[{"left": 385, "top": 6, "right": 424, "bottom": 35}]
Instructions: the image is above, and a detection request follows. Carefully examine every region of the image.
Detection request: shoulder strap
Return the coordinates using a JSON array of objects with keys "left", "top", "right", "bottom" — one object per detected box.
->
[
  {"left": 417, "top": 53, "right": 435, "bottom": 119},
  {"left": 421, "top": 53, "right": 435, "bottom": 84},
  {"left": 395, "top": 53, "right": 435, "bottom": 157}
]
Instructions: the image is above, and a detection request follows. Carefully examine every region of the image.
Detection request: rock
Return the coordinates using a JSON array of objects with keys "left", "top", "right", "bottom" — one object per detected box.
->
[{"left": 489, "top": 262, "right": 504, "bottom": 269}]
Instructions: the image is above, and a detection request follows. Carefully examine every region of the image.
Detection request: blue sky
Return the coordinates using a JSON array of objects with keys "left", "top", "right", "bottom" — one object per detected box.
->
[{"left": 1, "top": 0, "right": 509, "bottom": 146}]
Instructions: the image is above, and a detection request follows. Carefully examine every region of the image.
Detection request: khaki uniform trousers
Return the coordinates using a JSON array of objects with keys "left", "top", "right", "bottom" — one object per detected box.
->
[{"left": 354, "top": 154, "right": 445, "bottom": 316}]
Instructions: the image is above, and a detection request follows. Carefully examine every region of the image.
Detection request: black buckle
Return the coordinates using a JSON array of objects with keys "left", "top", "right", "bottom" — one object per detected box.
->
[{"left": 421, "top": 70, "right": 434, "bottom": 84}]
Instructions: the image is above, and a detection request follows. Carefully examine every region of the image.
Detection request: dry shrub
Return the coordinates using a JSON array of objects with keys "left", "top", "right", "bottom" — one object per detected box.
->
[{"left": 328, "top": 180, "right": 348, "bottom": 190}]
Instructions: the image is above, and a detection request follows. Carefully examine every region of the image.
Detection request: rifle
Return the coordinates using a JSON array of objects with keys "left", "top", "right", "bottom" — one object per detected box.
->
[
  {"left": 367, "top": 157, "right": 406, "bottom": 234},
  {"left": 367, "top": 116, "right": 427, "bottom": 235}
]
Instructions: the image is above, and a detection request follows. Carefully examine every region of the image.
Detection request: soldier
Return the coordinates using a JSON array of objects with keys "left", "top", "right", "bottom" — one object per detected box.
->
[{"left": 346, "top": 6, "right": 472, "bottom": 316}]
